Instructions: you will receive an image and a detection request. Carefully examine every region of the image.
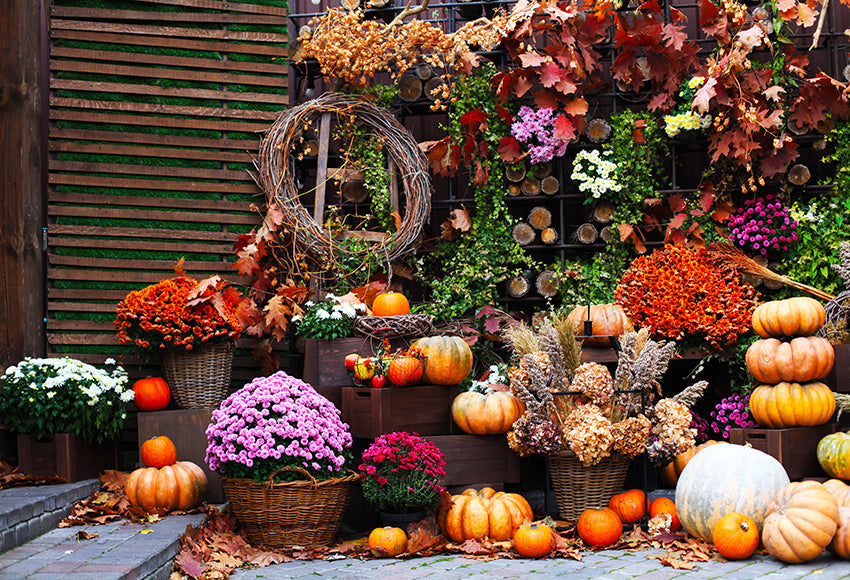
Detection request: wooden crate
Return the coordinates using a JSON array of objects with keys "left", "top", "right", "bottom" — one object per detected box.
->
[
  {"left": 428, "top": 435, "right": 520, "bottom": 488},
  {"left": 825, "top": 344, "right": 850, "bottom": 393},
  {"left": 729, "top": 424, "right": 840, "bottom": 481},
  {"left": 341, "top": 385, "right": 456, "bottom": 439},
  {"left": 17, "top": 433, "right": 117, "bottom": 482},
  {"left": 136, "top": 408, "right": 224, "bottom": 503}
]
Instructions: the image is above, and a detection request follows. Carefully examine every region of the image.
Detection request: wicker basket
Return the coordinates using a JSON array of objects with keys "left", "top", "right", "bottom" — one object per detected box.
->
[
  {"left": 222, "top": 467, "right": 358, "bottom": 550},
  {"left": 161, "top": 341, "right": 233, "bottom": 409},
  {"left": 549, "top": 452, "right": 630, "bottom": 522}
]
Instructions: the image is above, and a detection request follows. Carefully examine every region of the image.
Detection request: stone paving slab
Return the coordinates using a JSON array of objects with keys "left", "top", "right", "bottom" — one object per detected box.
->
[
  {"left": 0, "top": 513, "right": 206, "bottom": 580},
  {"left": 0, "top": 480, "right": 99, "bottom": 554},
  {"left": 228, "top": 551, "right": 850, "bottom": 580}
]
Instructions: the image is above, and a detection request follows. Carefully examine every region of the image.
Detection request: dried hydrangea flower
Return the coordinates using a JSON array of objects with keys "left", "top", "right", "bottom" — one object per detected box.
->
[
  {"left": 564, "top": 404, "right": 614, "bottom": 466},
  {"left": 647, "top": 398, "right": 697, "bottom": 466},
  {"left": 570, "top": 362, "right": 614, "bottom": 406},
  {"left": 509, "top": 413, "right": 563, "bottom": 457},
  {"left": 612, "top": 414, "right": 652, "bottom": 458},
  {"left": 648, "top": 512, "right": 673, "bottom": 536}
]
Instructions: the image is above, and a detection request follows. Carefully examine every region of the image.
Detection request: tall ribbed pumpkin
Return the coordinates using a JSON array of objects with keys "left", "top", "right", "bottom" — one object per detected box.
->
[
  {"left": 751, "top": 296, "right": 825, "bottom": 338},
  {"left": 565, "top": 303, "right": 632, "bottom": 347},
  {"left": 675, "top": 443, "right": 789, "bottom": 542},
  {"left": 748, "top": 381, "right": 835, "bottom": 428},
  {"left": 745, "top": 336, "right": 834, "bottom": 384},
  {"left": 411, "top": 335, "right": 473, "bottom": 385},
  {"left": 817, "top": 431, "right": 850, "bottom": 480}
]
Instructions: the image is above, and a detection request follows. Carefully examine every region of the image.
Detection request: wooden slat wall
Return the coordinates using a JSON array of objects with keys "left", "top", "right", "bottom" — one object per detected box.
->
[{"left": 46, "top": 0, "right": 289, "bottom": 383}]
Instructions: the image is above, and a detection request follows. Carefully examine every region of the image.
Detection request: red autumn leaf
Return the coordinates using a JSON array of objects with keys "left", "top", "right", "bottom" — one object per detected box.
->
[
  {"left": 497, "top": 135, "right": 523, "bottom": 163},
  {"left": 736, "top": 25, "right": 765, "bottom": 51},
  {"left": 669, "top": 213, "right": 688, "bottom": 229},
  {"left": 406, "top": 526, "right": 443, "bottom": 555},
  {"left": 512, "top": 73, "right": 534, "bottom": 99},
  {"left": 533, "top": 89, "right": 561, "bottom": 110},
  {"left": 518, "top": 51, "right": 549, "bottom": 68},
  {"left": 563, "top": 97, "right": 589, "bottom": 116},
  {"left": 692, "top": 77, "right": 717, "bottom": 113},
  {"left": 712, "top": 199, "right": 735, "bottom": 223},
  {"left": 699, "top": 0, "right": 730, "bottom": 42},
  {"left": 352, "top": 280, "right": 388, "bottom": 305},
  {"left": 698, "top": 191, "right": 715, "bottom": 214},
  {"left": 473, "top": 160, "right": 488, "bottom": 187},
  {"left": 234, "top": 248, "right": 260, "bottom": 277},
  {"left": 495, "top": 103, "right": 514, "bottom": 125},
  {"left": 263, "top": 295, "right": 291, "bottom": 342},
  {"left": 763, "top": 85, "right": 786, "bottom": 102},
  {"left": 175, "top": 550, "right": 208, "bottom": 579},
  {"left": 459, "top": 108, "right": 489, "bottom": 126},
  {"left": 458, "top": 52, "right": 481, "bottom": 75},
  {"left": 186, "top": 276, "right": 223, "bottom": 305},
  {"left": 265, "top": 202, "right": 284, "bottom": 229},
  {"left": 662, "top": 22, "right": 689, "bottom": 51},
  {"left": 553, "top": 115, "right": 577, "bottom": 142}
]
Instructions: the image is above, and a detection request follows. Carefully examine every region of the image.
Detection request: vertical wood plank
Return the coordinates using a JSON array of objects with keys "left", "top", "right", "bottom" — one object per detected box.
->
[
  {"left": 313, "top": 112, "right": 331, "bottom": 225},
  {"left": 389, "top": 158, "right": 399, "bottom": 211},
  {"left": 0, "top": 0, "right": 46, "bottom": 366}
]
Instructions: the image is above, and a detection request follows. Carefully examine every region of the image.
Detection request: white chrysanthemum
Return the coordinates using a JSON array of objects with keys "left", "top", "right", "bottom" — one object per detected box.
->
[{"left": 315, "top": 309, "right": 330, "bottom": 320}]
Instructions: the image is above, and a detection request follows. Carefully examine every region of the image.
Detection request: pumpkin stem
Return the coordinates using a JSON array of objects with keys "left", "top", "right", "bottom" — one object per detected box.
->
[{"left": 739, "top": 521, "right": 750, "bottom": 532}]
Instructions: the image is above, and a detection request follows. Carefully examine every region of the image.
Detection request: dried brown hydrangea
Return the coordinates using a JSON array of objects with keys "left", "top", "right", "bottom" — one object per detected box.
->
[
  {"left": 647, "top": 398, "right": 697, "bottom": 466},
  {"left": 648, "top": 512, "right": 673, "bottom": 536},
  {"left": 611, "top": 414, "right": 652, "bottom": 458},
  {"left": 509, "top": 413, "right": 562, "bottom": 457},
  {"left": 564, "top": 404, "right": 614, "bottom": 466},
  {"left": 570, "top": 362, "right": 614, "bottom": 406}
]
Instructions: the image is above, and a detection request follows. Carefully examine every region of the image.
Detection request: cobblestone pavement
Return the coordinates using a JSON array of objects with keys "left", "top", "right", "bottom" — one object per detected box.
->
[{"left": 229, "top": 551, "right": 850, "bottom": 580}]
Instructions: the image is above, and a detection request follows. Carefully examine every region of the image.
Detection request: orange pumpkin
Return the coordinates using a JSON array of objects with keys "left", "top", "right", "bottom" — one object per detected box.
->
[
  {"left": 751, "top": 296, "right": 825, "bottom": 338},
  {"left": 386, "top": 355, "right": 424, "bottom": 386},
  {"left": 451, "top": 390, "right": 524, "bottom": 435},
  {"left": 749, "top": 381, "right": 835, "bottom": 428},
  {"left": 132, "top": 377, "right": 171, "bottom": 412},
  {"left": 659, "top": 440, "right": 719, "bottom": 488},
  {"left": 649, "top": 497, "right": 680, "bottom": 532},
  {"left": 566, "top": 303, "right": 633, "bottom": 347},
  {"left": 824, "top": 479, "right": 850, "bottom": 508},
  {"left": 140, "top": 435, "right": 177, "bottom": 468},
  {"left": 608, "top": 489, "right": 646, "bottom": 524},
  {"left": 830, "top": 506, "right": 850, "bottom": 559},
  {"left": 368, "top": 526, "right": 408, "bottom": 557},
  {"left": 762, "top": 480, "right": 839, "bottom": 563},
  {"left": 437, "top": 487, "right": 533, "bottom": 542},
  {"left": 513, "top": 523, "right": 555, "bottom": 558},
  {"left": 712, "top": 512, "right": 759, "bottom": 560},
  {"left": 124, "top": 461, "right": 207, "bottom": 513},
  {"left": 577, "top": 507, "right": 623, "bottom": 547},
  {"left": 745, "top": 336, "right": 834, "bottom": 384},
  {"left": 411, "top": 335, "right": 473, "bottom": 386},
  {"left": 372, "top": 292, "right": 410, "bottom": 317}
]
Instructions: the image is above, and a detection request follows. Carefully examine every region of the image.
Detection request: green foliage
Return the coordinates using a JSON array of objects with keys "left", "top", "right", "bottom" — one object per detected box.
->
[
  {"left": 417, "top": 65, "right": 535, "bottom": 321},
  {"left": 553, "top": 247, "right": 635, "bottom": 308},
  {"left": 0, "top": 358, "right": 134, "bottom": 444}
]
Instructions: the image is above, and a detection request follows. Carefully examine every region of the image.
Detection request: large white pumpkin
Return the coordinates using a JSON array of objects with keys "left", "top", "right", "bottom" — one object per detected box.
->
[{"left": 675, "top": 442, "right": 790, "bottom": 542}]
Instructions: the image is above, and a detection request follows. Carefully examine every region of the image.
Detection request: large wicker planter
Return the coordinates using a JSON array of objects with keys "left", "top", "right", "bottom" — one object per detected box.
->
[
  {"left": 161, "top": 341, "right": 233, "bottom": 409},
  {"left": 222, "top": 467, "right": 358, "bottom": 550},
  {"left": 549, "top": 452, "right": 630, "bottom": 522}
]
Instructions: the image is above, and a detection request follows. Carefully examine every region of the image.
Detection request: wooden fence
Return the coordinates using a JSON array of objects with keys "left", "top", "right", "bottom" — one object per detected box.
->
[{"left": 46, "top": 0, "right": 290, "bottom": 382}]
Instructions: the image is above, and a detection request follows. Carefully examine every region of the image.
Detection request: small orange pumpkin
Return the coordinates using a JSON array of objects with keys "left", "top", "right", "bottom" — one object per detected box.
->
[
  {"left": 566, "top": 303, "right": 633, "bottom": 347},
  {"left": 659, "top": 440, "right": 719, "bottom": 488},
  {"left": 513, "top": 522, "right": 555, "bottom": 558},
  {"left": 712, "top": 512, "right": 759, "bottom": 560},
  {"left": 386, "top": 355, "right": 424, "bottom": 386},
  {"left": 124, "top": 461, "right": 207, "bottom": 513},
  {"left": 140, "top": 435, "right": 177, "bottom": 468},
  {"left": 577, "top": 507, "right": 623, "bottom": 547},
  {"left": 451, "top": 390, "right": 524, "bottom": 435},
  {"left": 372, "top": 292, "right": 410, "bottom": 317},
  {"left": 368, "top": 526, "right": 408, "bottom": 557},
  {"left": 649, "top": 497, "right": 680, "bottom": 532},
  {"left": 132, "top": 377, "right": 171, "bottom": 412},
  {"left": 608, "top": 489, "right": 646, "bottom": 524}
]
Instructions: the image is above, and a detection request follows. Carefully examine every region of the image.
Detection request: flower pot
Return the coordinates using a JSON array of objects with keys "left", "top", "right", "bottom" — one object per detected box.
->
[
  {"left": 17, "top": 433, "right": 117, "bottom": 482},
  {"left": 222, "top": 467, "right": 358, "bottom": 549},
  {"left": 379, "top": 510, "right": 427, "bottom": 528},
  {"left": 161, "top": 341, "right": 233, "bottom": 409}
]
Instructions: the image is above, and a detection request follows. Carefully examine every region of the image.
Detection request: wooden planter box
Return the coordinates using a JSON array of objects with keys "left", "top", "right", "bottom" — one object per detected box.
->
[
  {"left": 428, "top": 434, "right": 520, "bottom": 489},
  {"left": 17, "top": 433, "right": 118, "bottom": 482},
  {"left": 341, "top": 384, "right": 456, "bottom": 439},
  {"left": 137, "top": 408, "right": 224, "bottom": 503},
  {"left": 825, "top": 344, "right": 850, "bottom": 393},
  {"left": 729, "top": 424, "right": 840, "bottom": 481}
]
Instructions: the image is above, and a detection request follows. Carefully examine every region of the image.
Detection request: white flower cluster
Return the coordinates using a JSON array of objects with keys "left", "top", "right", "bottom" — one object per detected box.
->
[
  {"left": 471, "top": 363, "right": 509, "bottom": 391},
  {"left": 687, "top": 76, "right": 706, "bottom": 90},
  {"left": 570, "top": 149, "right": 622, "bottom": 199},
  {"left": 663, "top": 111, "right": 712, "bottom": 137},
  {"left": 2, "top": 357, "right": 133, "bottom": 409},
  {"left": 291, "top": 294, "right": 366, "bottom": 323},
  {"left": 788, "top": 202, "right": 822, "bottom": 224}
]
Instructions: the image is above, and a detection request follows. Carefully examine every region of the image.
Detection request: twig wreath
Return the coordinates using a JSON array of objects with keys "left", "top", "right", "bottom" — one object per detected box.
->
[{"left": 258, "top": 93, "right": 432, "bottom": 272}]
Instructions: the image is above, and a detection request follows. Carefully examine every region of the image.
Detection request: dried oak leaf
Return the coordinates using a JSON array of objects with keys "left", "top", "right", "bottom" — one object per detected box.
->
[
  {"left": 174, "top": 550, "right": 208, "bottom": 579},
  {"left": 406, "top": 526, "right": 444, "bottom": 555},
  {"left": 99, "top": 470, "right": 129, "bottom": 493},
  {"left": 75, "top": 530, "right": 98, "bottom": 541},
  {"left": 648, "top": 552, "right": 696, "bottom": 570}
]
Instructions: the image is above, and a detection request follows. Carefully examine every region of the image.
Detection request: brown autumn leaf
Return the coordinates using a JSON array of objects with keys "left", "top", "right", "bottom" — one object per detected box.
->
[
  {"left": 406, "top": 526, "right": 443, "bottom": 555},
  {"left": 100, "top": 470, "right": 129, "bottom": 493},
  {"left": 76, "top": 530, "right": 98, "bottom": 541},
  {"left": 246, "top": 550, "right": 291, "bottom": 566},
  {"left": 449, "top": 205, "right": 472, "bottom": 232},
  {"left": 174, "top": 257, "right": 186, "bottom": 277}
]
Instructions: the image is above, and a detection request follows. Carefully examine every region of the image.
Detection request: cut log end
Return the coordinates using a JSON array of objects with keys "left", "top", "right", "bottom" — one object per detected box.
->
[
  {"left": 576, "top": 223, "right": 598, "bottom": 244},
  {"left": 528, "top": 206, "right": 552, "bottom": 230},
  {"left": 512, "top": 222, "right": 536, "bottom": 246},
  {"left": 521, "top": 177, "right": 541, "bottom": 196},
  {"left": 507, "top": 275, "right": 531, "bottom": 298},
  {"left": 506, "top": 165, "right": 527, "bottom": 183},
  {"left": 536, "top": 270, "right": 560, "bottom": 298},
  {"left": 398, "top": 75, "right": 423, "bottom": 102},
  {"left": 540, "top": 227, "right": 559, "bottom": 245},
  {"left": 540, "top": 175, "right": 559, "bottom": 195}
]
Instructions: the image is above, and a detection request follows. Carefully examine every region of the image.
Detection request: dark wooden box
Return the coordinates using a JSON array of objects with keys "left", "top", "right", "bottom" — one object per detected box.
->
[
  {"left": 825, "top": 344, "right": 850, "bottom": 393},
  {"left": 729, "top": 424, "right": 840, "bottom": 481},
  {"left": 341, "top": 385, "right": 456, "bottom": 439},
  {"left": 17, "top": 433, "right": 118, "bottom": 482},
  {"left": 136, "top": 408, "right": 224, "bottom": 503},
  {"left": 428, "top": 434, "right": 521, "bottom": 488}
]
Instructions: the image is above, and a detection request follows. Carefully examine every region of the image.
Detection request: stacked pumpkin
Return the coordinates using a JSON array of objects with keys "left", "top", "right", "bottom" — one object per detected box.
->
[
  {"left": 746, "top": 297, "right": 836, "bottom": 428},
  {"left": 125, "top": 435, "right": 207, "bottom": 513}
]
